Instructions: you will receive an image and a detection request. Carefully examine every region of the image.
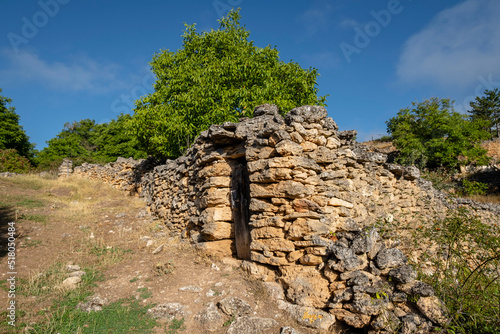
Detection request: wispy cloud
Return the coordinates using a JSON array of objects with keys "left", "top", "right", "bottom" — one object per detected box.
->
[
  {"left": 338, "top": 19, "right": 359, "bottom": 29},
  {"left": 0, "top": 49, "right": 129, "bottom": 93},
  {"left": 397, "top": 0, "right": 500, "bottom": 90},
  {"left": 295, "top": 0, "right": 336, "bottom": 37}
]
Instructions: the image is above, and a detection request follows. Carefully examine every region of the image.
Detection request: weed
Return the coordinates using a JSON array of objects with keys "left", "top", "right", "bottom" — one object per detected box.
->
[
  {"left": 16, "top": 198, "right": 44, "bottom": 208},
  {"left": 27, "top": 297, "right": 157, "bottom": 334},
  {"left": 165, "top": 317, "right": 186, "bottom": 333},
  {"left": 137, "top": 287, "right": 152, "bottom": 299},
  {"left": 19, "top": 213, "right": 47, "bottom": 223},
  {"left": 154, "top": 260, "right": 174, "bottom": 276},
  {"left": 23, "top": 239, "right": 42, "bottom": 247},
  {"left": 88, "top": 239, "right": 132, "bottom": 265},
  {"left": 461, "top": 179, "right": 489, "bottom": 196},
  {"left": 414, "top": 206, "right": 500, "bottom": 333},
  {"left": 421, "top": 169, "right": 455, "bottom": 192},
  {"left": 223, "top": 314, "right": 236, "bottom": 327},
  {"left": 130, "top": 277, "right": 139, "bottom": 283}
]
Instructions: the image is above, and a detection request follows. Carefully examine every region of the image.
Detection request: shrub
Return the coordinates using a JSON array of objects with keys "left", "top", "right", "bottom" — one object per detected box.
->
[
  {"left": 387, "top": 98, "right": 491, "bottom": 170},
  {"left": 0, "top": 149, "right": 32, "bottom": 173},
  {"left": 461, "top": 179, "right": 489, "bottom": 196},
  {"left": 415, "top": 207, "right": 500, "bottom": 333}
]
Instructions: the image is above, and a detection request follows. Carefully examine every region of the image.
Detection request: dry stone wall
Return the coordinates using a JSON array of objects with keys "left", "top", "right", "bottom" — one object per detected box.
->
[{"left": 72, "top": 104, "right": 499, "bottom": 333}]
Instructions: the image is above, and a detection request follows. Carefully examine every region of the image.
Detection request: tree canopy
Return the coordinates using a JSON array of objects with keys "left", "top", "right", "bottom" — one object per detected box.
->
[
  {"left": 36, "top": 114, "right": 147, "bottom": 169},
  {"left": 387, "top": 98, "right": 490, "bottom": 170},
  {"left": 129, "top": 9, "right": 327, "bottom": 158},
  {"left": 0, "top": 88, "right": 34, "bottom": 161},
  {"left": 469, "top": 88, "right": 500, "bottom": 138}
]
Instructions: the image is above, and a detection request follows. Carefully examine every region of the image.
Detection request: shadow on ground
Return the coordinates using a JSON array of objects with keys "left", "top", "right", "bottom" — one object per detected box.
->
[{"left": 0, "top": 205, "right": 16, "bottom": 258}]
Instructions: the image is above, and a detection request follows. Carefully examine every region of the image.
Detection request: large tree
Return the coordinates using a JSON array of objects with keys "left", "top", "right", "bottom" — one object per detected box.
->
[
  {"left": 36, "top": 115, "right": 147, "bottom": 169},
  {"left": 469, "top": 88, "right": 500, "bottom": 138},
  {"left": 387, "top": 98, "right": 490, "bottom": 169},
  {"left": 0, "top": 88, "right": 34, "bottom": 161},
  {"left": 92, "top": 114, "right": 147, "bottom": 163},
  {"left": 129, "top": 9, "right": 327, "bottom": 158}
]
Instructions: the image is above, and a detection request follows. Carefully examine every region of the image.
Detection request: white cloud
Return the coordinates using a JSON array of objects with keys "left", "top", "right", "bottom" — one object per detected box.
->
[
  {"left": 0, "top": 49, "right": 129, "bottom": 93},
  {"left": 397, "top": 0, "right": 500, "bottom": 90}
]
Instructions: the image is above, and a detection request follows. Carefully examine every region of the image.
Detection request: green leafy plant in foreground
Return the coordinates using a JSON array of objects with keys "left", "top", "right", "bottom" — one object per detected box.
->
[
  {"left": 461, "top": 179, "right": 489, "bottom": 196},
  {"left": 415, "top": 206, "right": 500, "bottom": 333}
]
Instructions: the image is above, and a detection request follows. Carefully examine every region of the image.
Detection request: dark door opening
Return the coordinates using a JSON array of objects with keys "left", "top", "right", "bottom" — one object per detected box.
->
[{"left": 231, "top": 160, "right": 251, "bottom": 260}]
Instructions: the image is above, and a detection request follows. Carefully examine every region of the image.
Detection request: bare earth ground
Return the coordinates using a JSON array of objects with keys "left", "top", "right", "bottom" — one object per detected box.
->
[{"left": 0, "top": 175, "right": 322, "bottom": 334}]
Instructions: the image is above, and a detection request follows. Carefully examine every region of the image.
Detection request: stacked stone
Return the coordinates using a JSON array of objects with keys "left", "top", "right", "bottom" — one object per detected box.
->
[
  {"left": 73, "top": 157, "right": 157, "bottom": 195},
  {"left": 324, "top": 228, "right": 445, "bottom": 332},
  {"left": 68, "top": 104, "right": 500, "bottom": 332},
  {"left": 58, "top": 158, "right": 73, "bottom": 177}
]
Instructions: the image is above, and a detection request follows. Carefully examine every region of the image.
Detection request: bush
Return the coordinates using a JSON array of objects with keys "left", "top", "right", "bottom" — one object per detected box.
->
[
  {"left": 461, "top": 179, "right": 489, "bottom": 196},
  {"left": 415, "top": 207, "right": 500, "bottom": 333},
  {"left": 0, "top": 149, "right": 32, "bottom": 173},
  {"left": 387, "top": 98, "right": 491, "bottom": 170}
]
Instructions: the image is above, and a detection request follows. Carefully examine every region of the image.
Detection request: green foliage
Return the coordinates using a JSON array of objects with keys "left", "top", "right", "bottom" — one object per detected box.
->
[
  {"left": 387, "top": 98, "right": 491, "bottom": 170},
  {"left": 165, "top": 318, "right": 186, "bottom": 334},
  {"left": 416, "top": 207, "right": 500, "bottom": 333},
  {"left": 91, "top": 114, "right": 147, "bottom": 163},
  {"left": 469, "top": 88, "right": 500, "bottom": 138},
  {"left": 0, "top": 149, "right": 33, "bottom": 173},
  {"left": 0, "top": 89, "right": 35, "bottom": 161},
  {"left": 36, "top": 114, "right": 147, "bottom": 169},
  {"left": 461, "top": 179, "right": 489, "bottom": 196},
  {"left": 421, "top": 169, "right": 455, "bottom": 192},
  {"left": 137, "top": 287, "right": 152, "bottom": 299},
  {"left": 376, "top": 135, "right": 392, "bottom": 142},
  {"left": 27, "top": 297, "right": 157, "bottom": 334},
  {"left": 129, "top": 9, "right": 327, "bottom": 158},
  {"left": 35, "top": 119, "right": 98, "bottom": 169}
]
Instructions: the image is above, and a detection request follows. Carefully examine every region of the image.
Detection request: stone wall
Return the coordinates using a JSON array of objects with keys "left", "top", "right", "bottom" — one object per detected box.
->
[{"left": 72, "top": 104, "right": 499, "bottom": 333}]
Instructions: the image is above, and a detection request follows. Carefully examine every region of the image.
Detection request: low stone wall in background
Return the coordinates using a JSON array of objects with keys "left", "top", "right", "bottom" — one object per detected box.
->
[{"left": 71, "top": 104, "right": 499, "bottom": 332}]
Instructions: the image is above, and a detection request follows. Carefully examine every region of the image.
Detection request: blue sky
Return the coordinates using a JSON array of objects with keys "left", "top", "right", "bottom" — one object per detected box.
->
[{"left": 1, "top": 0, "right": 500, "bottom": 150}]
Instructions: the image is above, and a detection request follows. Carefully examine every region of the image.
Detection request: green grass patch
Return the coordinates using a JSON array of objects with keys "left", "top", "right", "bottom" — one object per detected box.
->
[
  {"left": 19, "top": 213, "right": 47, "bottom": 223},
  {"left": 26, "top": 297, "right": 157, "bottom": 334},
  {"left": 17, "top": 264, "right": 102, "bottom": 298},
  {"left": 88, "top": 244, "right": 133, "bottom": 266},
  {"left": 137, "top": 287, "right": 152, "bottom": 299},
  {"left": 166, "top": 318, "right": 186, "bottom": 334},
  {"left": 23, "top": 239, "right": 42, "bottom": 247},
  {"left": 15, "top": 198, "right": 44, "bottom": 208},
  {"left": 1, "top": 266, "right": 105, "bottom": 333}
]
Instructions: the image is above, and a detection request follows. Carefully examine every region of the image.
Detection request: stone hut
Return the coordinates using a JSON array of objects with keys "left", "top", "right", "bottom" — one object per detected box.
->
[{"left": 72, "top": 104, "right": 499, "bottom": 332}]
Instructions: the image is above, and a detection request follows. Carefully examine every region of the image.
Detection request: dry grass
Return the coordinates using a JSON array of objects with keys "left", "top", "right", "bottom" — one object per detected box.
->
[
  {"left": 482, "top": 139, "right": 500, "bottom": 163},
  {"left": 18, "top": 262, "right": 69, "bottom": 297},
  {"left": 463, "top": 194, "right": 500, "bottom": 204},
  {"left": 360, "top": 140, "right": 397, "bottom": 154}
]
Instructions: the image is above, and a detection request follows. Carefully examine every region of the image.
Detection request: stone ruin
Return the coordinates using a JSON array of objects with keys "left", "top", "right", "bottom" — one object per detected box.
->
[
  {"left": 70, "top": 104, "right": 500, "bottom": 333},
  {"left": 58, "top": 158, "right": 73, "bottom": 177}
]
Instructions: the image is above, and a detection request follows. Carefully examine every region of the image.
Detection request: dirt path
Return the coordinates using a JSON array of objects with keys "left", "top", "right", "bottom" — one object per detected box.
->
[{"left": 0, "top": 174, "right": 327, "bottom": 334}]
